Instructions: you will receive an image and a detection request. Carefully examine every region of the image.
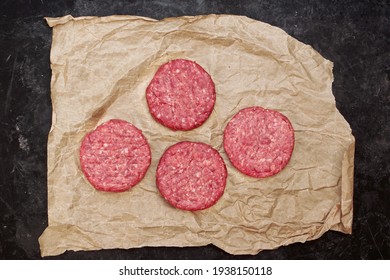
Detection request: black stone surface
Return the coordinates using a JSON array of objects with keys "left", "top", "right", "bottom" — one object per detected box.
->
[{"left": 1, "top": 0, "right": 389, "bottom": 260}]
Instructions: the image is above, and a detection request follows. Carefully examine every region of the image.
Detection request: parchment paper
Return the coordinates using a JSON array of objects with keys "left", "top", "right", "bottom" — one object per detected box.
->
[{"left": 39, "top": 14, "right": 355, "bottom": 257}]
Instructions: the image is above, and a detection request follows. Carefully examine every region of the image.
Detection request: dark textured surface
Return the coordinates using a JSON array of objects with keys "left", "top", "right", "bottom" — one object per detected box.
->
[{"left": 0, "top": 0, "right": 389, "bottom": 260}]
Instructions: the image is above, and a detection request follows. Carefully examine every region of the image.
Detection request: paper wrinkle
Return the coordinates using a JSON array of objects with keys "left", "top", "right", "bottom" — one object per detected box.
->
[{"left": 40, "top": 14, "right": 355, "bottom": 257}]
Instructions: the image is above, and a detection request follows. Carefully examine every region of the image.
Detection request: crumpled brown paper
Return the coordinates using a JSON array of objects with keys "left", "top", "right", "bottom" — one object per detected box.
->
[{"left": 39, "top": 14, "right": 355, "bottom": 257}]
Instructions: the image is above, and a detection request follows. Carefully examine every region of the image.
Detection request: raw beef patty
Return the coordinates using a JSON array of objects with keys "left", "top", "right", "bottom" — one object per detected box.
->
[
  {"left": 156, "top": 141, "right": 227, "bottom": 211},
  {"left": 146, "top": 59, "right": 216, "bottom": 131},
  {"left": 223, "top": 106, "right": 294, "bottom": 178},
  {"left": 80, "top": 119, "right": 151, "bottom": 192}
]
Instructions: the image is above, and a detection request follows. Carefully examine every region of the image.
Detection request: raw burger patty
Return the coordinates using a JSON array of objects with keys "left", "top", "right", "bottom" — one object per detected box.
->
[
  {"left": 146, "top": 59, "right": 216, "bottom": 131},
  {"left": 223, "top": 106, "right": 294, "bottom": 178},
  {"left": 80, "top": 119, "right": 151, "bottom": 192},
  {"left": 156, "top": 141, "right": 227, "bottom": 211}
]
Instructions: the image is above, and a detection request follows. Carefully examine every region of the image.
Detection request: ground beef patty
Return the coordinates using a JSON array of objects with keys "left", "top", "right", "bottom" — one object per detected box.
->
[
  {"left": 146, "top": 59, "right": 216, "bottom": 131},
  {"left": 156, "top": 141, "right": 227, "bottom": 211},
  {"left": 223, "top": 106, "right": 294, "bottom": 178},
  {"left": 80, "top": 119, "right": 151, "bottom": 192}
]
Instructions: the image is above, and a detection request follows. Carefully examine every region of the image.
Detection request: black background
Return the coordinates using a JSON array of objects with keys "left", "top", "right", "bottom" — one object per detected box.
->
[{"left": 0, "top": 0, "right": 389, "bottom": 259}]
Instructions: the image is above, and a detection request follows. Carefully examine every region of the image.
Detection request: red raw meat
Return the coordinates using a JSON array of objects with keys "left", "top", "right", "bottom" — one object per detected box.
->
[
  {"left": 156, "top": 141, "right": 227, "bottom": 211},
  {"left": 146, "top": 59, "right": 216, "bottom": 131},
  {"left": 223, "top": 106, "right": 294, "bottom": 178},
  {"left": 80, "top": 119, "right": 151, "bottom": 192}
]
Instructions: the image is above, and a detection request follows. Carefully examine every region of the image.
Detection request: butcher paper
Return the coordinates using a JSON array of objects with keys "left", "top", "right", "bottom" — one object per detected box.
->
[{"left": 39, "top": 14, "right": 355, "bottom": 256}]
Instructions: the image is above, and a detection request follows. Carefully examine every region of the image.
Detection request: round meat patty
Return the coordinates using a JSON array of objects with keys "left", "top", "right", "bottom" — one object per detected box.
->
[
  {"left": 156, "top": 141, "right": 227, "bottom": 211},
  {"left": 80, "top": 119, "right": 151, "bottom": 192},
  {"left": 223, "top": 106, "right": 294, "bottom": 178},
  {"left": 146, "top": 59, "right": 216, "bottom": 131}
]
